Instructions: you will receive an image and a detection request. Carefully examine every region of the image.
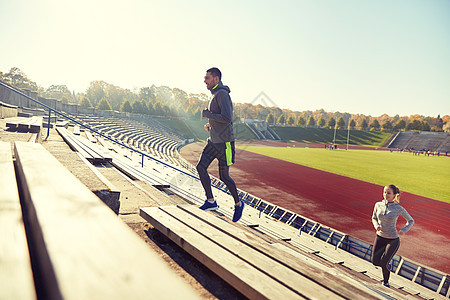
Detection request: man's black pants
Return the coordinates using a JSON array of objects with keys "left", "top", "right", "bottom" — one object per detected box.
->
[{"left": 196, "top": 140, "right": 240, "bottom": 204}]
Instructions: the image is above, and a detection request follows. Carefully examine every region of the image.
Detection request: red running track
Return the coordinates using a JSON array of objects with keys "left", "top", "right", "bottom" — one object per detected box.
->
[{"left": 181, "top": 142, "right": 450, "bottom": 274}]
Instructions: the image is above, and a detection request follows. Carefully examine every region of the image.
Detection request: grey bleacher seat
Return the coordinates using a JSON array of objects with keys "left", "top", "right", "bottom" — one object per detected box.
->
[
  {"left": 389, "top": 131, "right": 450, "bottom": 152},
  {"left": 437, "top": 137, "right": 450, "bottom": 153}
]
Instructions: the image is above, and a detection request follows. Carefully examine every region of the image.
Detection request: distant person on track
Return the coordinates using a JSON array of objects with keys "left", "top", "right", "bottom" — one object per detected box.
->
[
  {"left": 371, "top": 184, "right": 414, "bottom": 288},
  {"left": 196, "top": 67, "right": 244, "bottom": 222}
]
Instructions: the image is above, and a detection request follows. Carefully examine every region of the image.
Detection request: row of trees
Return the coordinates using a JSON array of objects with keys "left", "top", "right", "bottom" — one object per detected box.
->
[
  {"left": 78, "top": 80, "right": 210, "bottom": 120},
  {"left": 1, "top": 67, "right": 448, "bottom": 132},
  {"left": 266, "top": 112, "right": 436, "bottom": 131}
]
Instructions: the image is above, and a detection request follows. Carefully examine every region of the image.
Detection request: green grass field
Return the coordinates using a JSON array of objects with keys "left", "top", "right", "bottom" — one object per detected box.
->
[
  {"left": 273, "top": 126, "right": 392, "bottom": 146},
  {"left": 157, "top": 119, "right": 394, "bottom": 147},
  {"left": 239, "top": 146, "right": 450, "bottom": 203}
]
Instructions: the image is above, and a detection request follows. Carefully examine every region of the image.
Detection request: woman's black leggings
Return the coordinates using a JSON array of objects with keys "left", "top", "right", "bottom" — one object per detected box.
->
[{"left": 371, "top": 235, "right": 400, "bottom": 284}]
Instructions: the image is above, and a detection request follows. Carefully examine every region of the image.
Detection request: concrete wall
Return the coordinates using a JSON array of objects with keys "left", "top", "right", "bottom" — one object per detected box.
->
[
  {"left": 1, "top": 80, "right": 134, "bottom": 120},
  {"left": 0, "top": 82, "right": 28, "bottom": 108},
  {"left": 0, "top": 80, "right": 100, "bottom": 117},
  {"left": 0, "top": 101, "right": 18, "bottom": 118}
]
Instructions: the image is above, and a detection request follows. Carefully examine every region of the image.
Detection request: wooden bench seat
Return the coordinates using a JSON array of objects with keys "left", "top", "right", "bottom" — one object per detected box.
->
[
  {"left": 28, "top": 116, "right": 43, "bottom": 133},
  {"left": 110, "top": 153, "right": 170, "bottom": 189},
  {"left": 0, "top": 142, "right": 36, "bottom": 300},
  {"left": 73, "top": 125, "right": 81, "bottom": 135},
  {"left": 56, "top": 127, "right": 112, "bottom": 164},
  {"left": 55, "top": 120, "right": 69, "bottom": 128},
  {"left": 13, "top": 141, "right": 199, "bottom": 299},
  {"left": 93, "top": 136, "right": 171, "bottom": 189},
  {"left": 6, "top": 116, "right": 43, "bottom": 133},
  {"left": 19, "top": 116, "right": 43, "bottom": 133},
  {"left": 5, "top": 117, "right": 25, "bottom": 129},
  {"left": 85, "top": 130, "right": 97, "bottom": 143}
]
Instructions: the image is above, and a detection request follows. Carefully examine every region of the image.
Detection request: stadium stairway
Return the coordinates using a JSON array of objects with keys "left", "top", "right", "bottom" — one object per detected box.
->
[{"left": 71, "top": 114, "right": 184, "bottom": 165}]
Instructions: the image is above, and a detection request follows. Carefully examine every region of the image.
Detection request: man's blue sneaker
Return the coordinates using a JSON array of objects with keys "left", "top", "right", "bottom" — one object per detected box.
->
[
  {"left": 382, "top": 282, "right": 390, "bottom": 288},
  {"left": 232, "top": 202, "right": 245, "bottom": 222},
  {"left": 199, "top": 200, "right": 218, "bottom": 211}
]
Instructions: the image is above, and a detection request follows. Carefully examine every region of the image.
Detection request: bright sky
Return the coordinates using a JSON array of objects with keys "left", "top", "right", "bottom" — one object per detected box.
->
[{"left": 1, "top": 0, "right": 449, "bottom": 117}]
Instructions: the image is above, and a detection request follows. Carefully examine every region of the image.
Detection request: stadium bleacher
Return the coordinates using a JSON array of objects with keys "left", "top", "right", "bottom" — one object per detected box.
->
[
  {"left": 69, "top": 114, "right": 185, "bottom": 166},
  {"left": 2, "top": 80, "right": 449, "bottom": 299},
  {"left": 388, "top": 131, "right": 450, "bottom": 153},
  {"left": 437, "top": 139, "right": 450, "bottom": 153}
]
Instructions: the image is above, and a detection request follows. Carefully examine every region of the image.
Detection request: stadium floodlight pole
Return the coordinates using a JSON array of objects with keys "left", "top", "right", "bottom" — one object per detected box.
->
[
  {"left": 346, "top": 117, "right": 351, "bottom": 150},
  {"left": 333, "top": 122, "right": 337, "bottom": 146}
]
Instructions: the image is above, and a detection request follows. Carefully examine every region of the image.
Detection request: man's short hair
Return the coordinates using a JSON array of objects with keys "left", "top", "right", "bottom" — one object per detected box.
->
[{"left": 207, "top": 67, "right": 222, "bottom": 81}]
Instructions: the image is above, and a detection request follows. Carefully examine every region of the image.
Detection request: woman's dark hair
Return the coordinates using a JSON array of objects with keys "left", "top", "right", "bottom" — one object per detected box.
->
[
  {"left": 386, "top": 184, "right": 400, "bottom": 203},
  {"left": 207, "top": 67, "right": 222, "bottom": 80}
]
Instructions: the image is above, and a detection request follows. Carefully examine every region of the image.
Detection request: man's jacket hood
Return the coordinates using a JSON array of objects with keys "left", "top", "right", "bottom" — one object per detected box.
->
[{"left": 211, "top": 81, "right": 230, "bottom": 94}]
